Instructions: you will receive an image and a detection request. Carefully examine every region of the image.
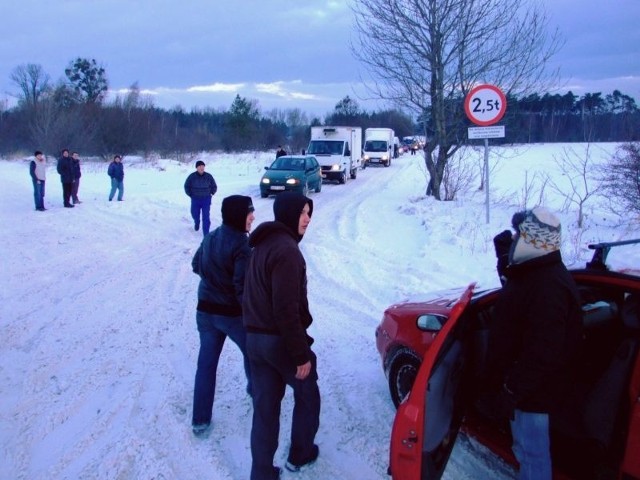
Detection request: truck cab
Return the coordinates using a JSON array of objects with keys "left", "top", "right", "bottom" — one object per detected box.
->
[{"left": 307, "top": 126, "right": 362, "bottom": 184}]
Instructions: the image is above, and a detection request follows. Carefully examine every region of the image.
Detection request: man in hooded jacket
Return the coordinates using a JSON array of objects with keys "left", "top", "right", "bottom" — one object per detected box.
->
[
  {"left": 190, "top": 195, "right": 255, "bottom": 437},
  {"left": 243, "top": 192, "right": 320, "bottom": 480}
]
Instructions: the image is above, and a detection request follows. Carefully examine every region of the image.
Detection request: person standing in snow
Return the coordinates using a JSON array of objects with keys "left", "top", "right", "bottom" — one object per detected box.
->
[
  {"left": 275, "top": 145, "right": 287, "bottom": 159},
  {"left": 486, "top": 207, "right": 582, "bottom": 480},
  {"left": 57, "top": 148, "right": 75, "bottom": 208},
  {"left": 243, "top": 192, "right": 320, "bottom": 480},
  {"left": 190, "top": 195, "right": 255, "bottom": 437},
  {"left": 30, "top": 150, "right": 47, "bottom": 211},
  {"left": 107, "top": 155, "right": 124, "bottom": 201},
  {"left": 184, "top": 160, "right": 218, "bottom": 235},
  {"left": 70, "top": 152, "right": 82, "bottom": 204}
]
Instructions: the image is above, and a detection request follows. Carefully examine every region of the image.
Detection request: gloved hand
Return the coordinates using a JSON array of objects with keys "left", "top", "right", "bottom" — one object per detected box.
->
[{"left": 493, "top": 230, "right": 513, "bottom": 284}]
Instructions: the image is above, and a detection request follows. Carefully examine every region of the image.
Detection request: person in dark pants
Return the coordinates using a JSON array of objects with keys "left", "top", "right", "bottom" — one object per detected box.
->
[
  {"left": 243, "top": 192, "right": 320, "bottom": 480},
  {"left": 30, "top": 150, "right": 47, "bottom": 211},
  {"left": 57, "top": 149, "right": 74, "bottom": 208},
  {"left": 184, "top": 160, "right": 218, "bottom": 235},
  {"left": 107, "top": 155, "right": 124, "bottom": 201},
  {"left": 70, "top": 152, "right": 82, "bottom": 204},
  {"left": 486, "top": 206, "right": 582, "bottom": 480},
  {"left": 190, "top": 195, "right": 256, "bottom": 437}
]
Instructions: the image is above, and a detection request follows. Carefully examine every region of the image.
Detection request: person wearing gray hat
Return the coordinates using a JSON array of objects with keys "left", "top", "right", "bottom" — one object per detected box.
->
[
  {"left": 486, "top": 206, "right": 582, "bottom": 480},
  {"left": 190, "top": 195, "right": 255, "bottom": 437}
]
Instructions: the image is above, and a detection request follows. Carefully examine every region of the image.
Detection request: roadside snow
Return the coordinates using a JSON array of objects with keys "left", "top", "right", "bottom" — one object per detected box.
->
[{"left": 1, "top": 143, "right": 636, "bottom": 479}]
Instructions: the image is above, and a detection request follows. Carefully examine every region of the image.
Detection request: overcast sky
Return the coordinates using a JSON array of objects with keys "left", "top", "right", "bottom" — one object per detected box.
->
[{"left": 1, "top": 0, "right": 638, "bottom": 116}]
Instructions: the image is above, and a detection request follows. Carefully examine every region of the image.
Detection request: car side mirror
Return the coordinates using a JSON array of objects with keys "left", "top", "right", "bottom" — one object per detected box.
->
[
  {"left": 416, "top": 314, "right": 446, "bottom": 332},
  {"left": 264, "top": 166, "right": 269, "bottom": 170}
]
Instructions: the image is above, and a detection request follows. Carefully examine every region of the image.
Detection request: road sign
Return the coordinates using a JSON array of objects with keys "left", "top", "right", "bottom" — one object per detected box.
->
[
  {"left": 464, "top": 84, "right": 507, "bottom": 126},
  {"left": 468, "top": 125, "right": 505, "bottom": 139}
]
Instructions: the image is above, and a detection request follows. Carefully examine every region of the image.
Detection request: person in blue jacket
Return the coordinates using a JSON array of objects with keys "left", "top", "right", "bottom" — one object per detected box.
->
[
  {"left": 108, "top": 155, "right": 124, "bottom": 201},
  {"left": 184, "top": 160, "right": 218, "bottom": 235},
  {"left": 30, "top": 150, "right": 47, "bottom": 211},
  {"left": 190, "top": 195, "right": 255, "bottom": 437}
]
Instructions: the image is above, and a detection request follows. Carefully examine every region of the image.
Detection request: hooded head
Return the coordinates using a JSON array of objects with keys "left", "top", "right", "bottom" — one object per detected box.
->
[
  {"left": 221, "top": 195, "right": 255, "bottom": 232},
  {"left": 510, "top": 206, "right": 561, "bottom": 264},
  {"left": 273, "top": 192, "right": 313, "bottom": 241}
]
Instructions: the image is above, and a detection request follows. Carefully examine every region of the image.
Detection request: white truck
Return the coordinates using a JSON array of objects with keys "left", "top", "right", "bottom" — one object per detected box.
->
[
  {"left": 362, "top": 127, "right": 395, "bottom": 168},
  {"left": 306, "top": 126, "right": 362, "bottom": 184}
]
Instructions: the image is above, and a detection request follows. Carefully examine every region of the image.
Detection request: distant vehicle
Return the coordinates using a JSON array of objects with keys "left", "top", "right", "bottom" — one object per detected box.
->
[
  {"left": 363, "top": 127, "right": 395, "bottom": 168},
  {"left": 393, "top": 136, "right": 401, "bottom": 158},
  {"left": 401, "top": 137, "right": 418, "bottom": 153},
  {"left": 377, "top": 239, "right": 640, "bottom": 480},
  {"left": 260, "top": 155, "right": 322, "bottom": 198},
  {"left": 306, "top": 126, "right": 362, "bottom": 184}
]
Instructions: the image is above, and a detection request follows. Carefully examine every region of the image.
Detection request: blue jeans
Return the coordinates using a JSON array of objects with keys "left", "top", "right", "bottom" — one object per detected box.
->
[
  {"left": 192, "top": 311, "right": 251, "bottom": 426},
  {"left": 511, "top": 410, "right": 552, "bottom": 480},
  {"left": 246, "top": 333, "right": 320, "bottom": 480},
  {"left": 190, "top": 196, "right": 212, "bottom": 235},
  {"left": 32, "top": 180, "right": 45, "bottom": 209},
  {"left": 109, "top": 178, "right": 124, "bottom": 201}
]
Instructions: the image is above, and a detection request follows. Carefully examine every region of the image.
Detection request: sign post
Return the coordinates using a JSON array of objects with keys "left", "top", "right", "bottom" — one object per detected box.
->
[{"left": 464, "top": 84, "right": 507, "bottom": 224}]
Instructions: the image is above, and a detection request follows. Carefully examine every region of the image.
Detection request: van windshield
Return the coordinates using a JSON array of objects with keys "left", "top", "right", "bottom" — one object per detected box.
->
[
  {"left": 364, "top": 140, "right": 388, "bottom": 152},
  {"left": 307, "top": 140, "right": 344, "bottom": 155}
]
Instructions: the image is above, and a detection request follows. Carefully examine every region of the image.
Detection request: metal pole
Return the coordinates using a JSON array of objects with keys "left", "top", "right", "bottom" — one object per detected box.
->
[{"left": 484, "top": 138, "right": 490, "bottom": 223}]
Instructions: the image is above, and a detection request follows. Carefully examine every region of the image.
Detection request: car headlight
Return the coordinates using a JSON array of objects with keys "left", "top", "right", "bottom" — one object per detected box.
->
[
  {"left": 330, "top": 164, "right": 341, "bottom": 171},
  {"left": 382, "top": 154, "right": 389, "bottom": 161},
  {"left": 261, "top": 178, "right": 270, "bottom": 184},
  {"left": 363, "top": 155, "right": 370, "bottom": 161},
  {"left": 286, "top": 178, "right": 299, "bottom": 185}
]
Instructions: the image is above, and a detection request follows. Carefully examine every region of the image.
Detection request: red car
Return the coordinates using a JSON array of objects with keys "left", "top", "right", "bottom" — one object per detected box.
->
[{"left": 376, "top": 240, "right": 640, "bottom": 479}]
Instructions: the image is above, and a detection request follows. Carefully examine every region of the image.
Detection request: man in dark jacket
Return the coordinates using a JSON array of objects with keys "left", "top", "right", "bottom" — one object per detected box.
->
[
  {"left": 243, "top": 192, "right": 320, "bottom": 480},
  {"left": 184, "top": 160, "right": 218, "bottom": 235},
  {"left": 107, "top": 155, "right": 124, "bottom": 201},
  {"left": 57, "top": 149, "right": 75, "bottom": 208},
  {"left": 190, "top": 195, "right": 255, "bottom": 437},
  {"left": 488, "top": 206, "right": 582, "bottom": 480},
  {"left": 275, "top": 145, "right": 287, "bottom": 158}
]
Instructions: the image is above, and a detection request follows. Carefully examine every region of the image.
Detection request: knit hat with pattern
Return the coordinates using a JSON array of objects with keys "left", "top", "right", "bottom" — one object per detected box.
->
[{"left": 510, "top": 206, "right": 561, "bottom": 264}]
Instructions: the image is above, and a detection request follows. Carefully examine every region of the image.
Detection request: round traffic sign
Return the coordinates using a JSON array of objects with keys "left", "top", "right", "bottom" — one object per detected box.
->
[{"left": 464, "top": 85, "right": 507, "bottom": 126}]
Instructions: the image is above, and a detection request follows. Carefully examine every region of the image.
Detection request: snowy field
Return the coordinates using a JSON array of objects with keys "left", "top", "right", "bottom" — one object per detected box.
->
[{"left": 1, "top": 143, "right": 638, "bottom": 479}]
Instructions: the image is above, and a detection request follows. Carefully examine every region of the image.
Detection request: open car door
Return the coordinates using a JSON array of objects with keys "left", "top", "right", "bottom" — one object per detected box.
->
[{"left": 389, "top": 284, "right": 475, "bottom": 480}]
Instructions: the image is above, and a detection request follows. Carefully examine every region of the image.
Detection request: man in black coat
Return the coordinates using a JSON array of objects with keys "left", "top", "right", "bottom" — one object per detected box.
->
[
  {"left": 184, "top": 160, "right": 218, "bottom": 235},
  {"left": 488, "top": 206, "right": 582, "bottom": 480},
  {"left": 243, "top": 192, "right": 320, "bottom": 480},
  {"left": 56, "top": 149, "right": 75, "bottom": 208}
]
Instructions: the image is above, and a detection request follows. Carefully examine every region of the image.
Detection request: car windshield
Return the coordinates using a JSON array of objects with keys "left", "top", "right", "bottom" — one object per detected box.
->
[
  {"left": 270, "top": 157, "right": 305, "bottom": 170},
  {"left": 307, "top": 140, "right": 344, "bottom": 155}
]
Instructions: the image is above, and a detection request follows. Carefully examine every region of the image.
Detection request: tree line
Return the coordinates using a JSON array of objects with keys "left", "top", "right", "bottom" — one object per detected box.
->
[{"left": 1, "top": 59, "right": 638, "bottom": 160}]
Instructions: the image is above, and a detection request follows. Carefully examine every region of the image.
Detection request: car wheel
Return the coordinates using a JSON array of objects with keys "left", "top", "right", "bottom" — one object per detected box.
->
[
  {"left": 339, "top": 171, "right": 347, "bottom": 184},
  {"left": 302, "top": 183, "right": 309, "bottom": 197},
  {"left": 350, "top": 168, "right": 357, "bottom": 180},
  {"left": 388, "top": 348, "right": 422, "bottom": 408},
  {"left": 260, "top": 191, "right": 268, "bottom": 198},
  {"left": 315, "top": 178, "right": 322, "bottom": 193},
  {"left": 385, "top": 160, "right": 391, "bottom": 167}
]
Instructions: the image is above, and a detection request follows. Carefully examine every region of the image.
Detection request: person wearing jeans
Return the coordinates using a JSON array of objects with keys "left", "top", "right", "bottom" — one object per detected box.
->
[
  {"left": 57, "top": 148, "right": 74, "bottom": 208},
  {"left": 30, "top": 150, "right": 47, "bottom": 211},
  {"left": 108, "top": 155, "right": 124, "bottom": 201},
  {"left": 190, "top": 195, "right": 255, "bottom": 437},
  {"left": 487, "top": 207, "right": 582, "bottom": 480}
]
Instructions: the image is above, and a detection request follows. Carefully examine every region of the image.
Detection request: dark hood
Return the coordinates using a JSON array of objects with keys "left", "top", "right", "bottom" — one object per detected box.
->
[
  {"left": 273, "top": 192, "right": 313, "bottom": 242},
  {"left": 221, "top": 195, "right": 254, "bottom": 232}
]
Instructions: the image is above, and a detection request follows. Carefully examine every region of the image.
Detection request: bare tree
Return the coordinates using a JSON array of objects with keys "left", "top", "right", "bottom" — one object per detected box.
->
[
  {"left": 10, "top": 63, "right": 51, "bottom": 108},
  {"left": 351, "top": 0, "right": 562, "bottom": 200},
  {"left": 549, "top": 144, "right": 602, "bottom": 228},
  {"left": 601, "top": 142, "right": 640, "bottom": 217}
]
